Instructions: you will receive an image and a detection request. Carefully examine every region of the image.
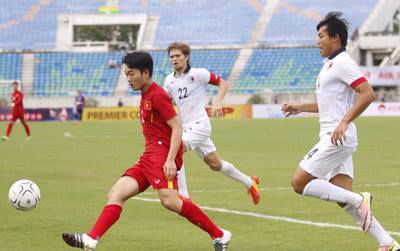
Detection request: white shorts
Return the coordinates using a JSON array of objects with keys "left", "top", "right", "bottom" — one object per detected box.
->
[
  {"left": 299, "top": 138, "right": 356, "bottom": 181},
  {"left": 183, "top": 120, "right": 216, "bottom": 159}
]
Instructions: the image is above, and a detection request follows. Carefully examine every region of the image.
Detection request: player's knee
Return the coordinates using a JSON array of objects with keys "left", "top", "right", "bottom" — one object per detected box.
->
[
  {"left": 209, "top": 162, "right": 221, "bottom": 171},
  {"left": 160, "top": 197, "right": 176, "bottom": 211},
  {"left": 206, "top": 159, "right": 222, "bottom": 171},
  {"left": 291, "top": 178, "right": 305, "bottom": 194},
  {"left": 107, "top": 187, "right": 125, "bottom": 204}
]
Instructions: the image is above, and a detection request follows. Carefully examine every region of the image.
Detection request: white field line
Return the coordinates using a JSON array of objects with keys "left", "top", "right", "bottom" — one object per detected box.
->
[
  {"left": 132, "top": 197, "right": 400, "bottom": 237},
  {"left": 64, "top": 132, "right": 127, "bottom": 139},
  {"left": 140, "top": 182, "right": 400, "bottom": 195}
]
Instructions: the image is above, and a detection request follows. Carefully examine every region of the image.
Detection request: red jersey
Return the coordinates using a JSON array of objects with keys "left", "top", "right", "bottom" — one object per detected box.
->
[
  {"left": 140, "top": 83, "right": 183, "bottom": 162},
  {"left": 11, "top": 90, "right": 24, "bottom": 112}
]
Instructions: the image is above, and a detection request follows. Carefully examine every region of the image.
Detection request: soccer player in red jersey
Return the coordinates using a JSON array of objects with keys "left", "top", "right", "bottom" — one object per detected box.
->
[
  {"left": 62, "top": 51, "right": 231, "bottom": 251},
  {"left": 2, "top": 81, "right": 31, "bottom": 141}
]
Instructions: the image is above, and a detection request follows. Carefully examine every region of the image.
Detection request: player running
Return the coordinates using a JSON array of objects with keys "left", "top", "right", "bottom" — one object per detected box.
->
[
  {"left": 2, "top": 81, "right": 31, "bottom": 141},
  {"left": 282, "top": 12, "right": 399, "bottom": 251},
  {"left": 163, "top": 42, "right": 260, "bottom": 205},
  {"left": 62, "top": 51, "right": 231, "bottom": 251}
]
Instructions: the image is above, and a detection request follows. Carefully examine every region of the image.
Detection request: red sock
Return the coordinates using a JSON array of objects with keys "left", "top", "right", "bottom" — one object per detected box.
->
[
  {"left": 180, "top": 200, "right": 223, "bottom": 239},
  {"left": 87, "top": 204, "right": 122, "bottom": 240},
  {"left": 22, "top": 123, "right": 30, "bottom": 136},
  {"left": 6, "top": 123, "right": 13, "bottom": 137}
]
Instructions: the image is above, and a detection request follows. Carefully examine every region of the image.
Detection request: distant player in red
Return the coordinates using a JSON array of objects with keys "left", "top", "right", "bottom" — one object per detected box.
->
[
  {"left": 62, "top": 51, "right": 231, "bottom": 251},
  {"left": 2, "top": 81, "right": 31, "bottom": 141}
]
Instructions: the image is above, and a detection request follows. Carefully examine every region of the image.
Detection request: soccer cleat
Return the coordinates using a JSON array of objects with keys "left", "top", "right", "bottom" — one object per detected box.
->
[
  {"left": 248, "top": 176, "right": 260, "bottom": 205},
  {"left": 213, "top": 229, "right": 231, "bottom": 251},
  {"left": 62, "top": 233, "right": 98, "bottom": 250},
  {"left": 357, "top": 192, "right": 373, "bottom": 233},
  {"left": 1, "top": 136, "right": 9, "bottom": 141},
  {"left": 25, "top": 136, "right": 32, "bottom": 141},
  {"left": 378, "top": 240, "right": 400, "bottom": 251}
]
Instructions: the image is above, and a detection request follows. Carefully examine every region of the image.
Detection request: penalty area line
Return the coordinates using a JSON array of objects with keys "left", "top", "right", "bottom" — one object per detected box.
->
[{"left": 132, "top": 197, "right": 400, "bottom": 237}]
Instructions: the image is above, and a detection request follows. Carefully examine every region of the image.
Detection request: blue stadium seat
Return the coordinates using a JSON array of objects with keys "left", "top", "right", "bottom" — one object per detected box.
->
[
  {"left": 0, "top": 0, "right": 265, "bottom": 49},
  {"left": 236, "top": 47, "right": 322, "bottom": 93},
  {"left": 0, "top": 53, "right": 22, "bottom": 97},
  {"left": 33, "top": 52, "right": 121, "bottom": 97},
  {"left": 128, "top": 49, "right": 240, "bottom": 95},
  {"left": 261, "top": 0, "right": 377, "bottom": 45}
]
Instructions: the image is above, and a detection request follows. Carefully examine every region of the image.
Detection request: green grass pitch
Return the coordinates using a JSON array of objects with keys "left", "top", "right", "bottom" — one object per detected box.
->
[{"left": 0, "top": 117, "right": 399, "bottom": 250}]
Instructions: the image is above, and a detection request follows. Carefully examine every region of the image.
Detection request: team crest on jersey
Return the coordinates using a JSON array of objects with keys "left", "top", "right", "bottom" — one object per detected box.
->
[{"left": 144, "top": 100, "right": 152, "bottom": 110}]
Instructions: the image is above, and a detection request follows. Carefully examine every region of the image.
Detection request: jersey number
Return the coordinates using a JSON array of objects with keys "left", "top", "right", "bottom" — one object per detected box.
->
[{"left": 178, "top": 87, "right": 189, "bottom": 100}]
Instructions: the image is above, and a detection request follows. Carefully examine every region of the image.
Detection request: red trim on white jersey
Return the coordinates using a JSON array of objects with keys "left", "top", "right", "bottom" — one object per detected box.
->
[
  {"left": 350, "top": 77, "right": 367, "bottom": 89},
  {"left": 208, "top": 72, "right": 221, "bottom": 86}
]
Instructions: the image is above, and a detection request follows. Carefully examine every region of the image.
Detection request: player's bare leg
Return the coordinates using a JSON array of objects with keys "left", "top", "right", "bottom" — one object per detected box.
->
[
  {"left": 158, "top": 188, "right": 231, "bottom": 250},
  {"left": 62, "top": 176, "right": 140, "bottom": 250},
  {"left": 330, "top": 174, "right": 397, "bottom": 249},
  {"left": 20, "top": 118, "right": 31, "bottom": 140},
  {"left": 204, "top": 151, "right": 260, "bottom": 204},
  {"left": 2, "top": 121, "right": 15, "bottom": 140}
]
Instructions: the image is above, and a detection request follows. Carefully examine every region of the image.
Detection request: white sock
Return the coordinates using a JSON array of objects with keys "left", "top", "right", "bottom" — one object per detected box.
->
[
  {"left": 219, "top": 160, "right": 253, "bottom": 188},
  {"left": 303, "top": 179, "right": 363, "bottom": 206},
  {"left": 177, "top": 166, "right": 190, "bottom": 199},
  {"left": 344, "top": 205, "right": 393, "bottom": 246}
]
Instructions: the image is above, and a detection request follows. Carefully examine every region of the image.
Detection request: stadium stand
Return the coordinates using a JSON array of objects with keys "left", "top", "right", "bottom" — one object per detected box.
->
[
  {"left": 0, "top": 0, "right": 383, "bottom": 98},
  {"left": 33, "top": 52, "right": 121, "bottom": 97},
  {"left": 236, "top": 47, "right": 322, "bottom": 94},
  {"left": 128, "top": 49, "right": 240, "bottom": 95},
  {"left": 0, "top": 0, "right": 266, "bottom": 50},
  {"left": 261, "top": 0, "right": 377, "bottom": 45},
  {"left": 0, "top": 53, "right": 22, "bottom": 97},
  {"left": 0, "top": 0, "right": 104, "bottom": 50}
]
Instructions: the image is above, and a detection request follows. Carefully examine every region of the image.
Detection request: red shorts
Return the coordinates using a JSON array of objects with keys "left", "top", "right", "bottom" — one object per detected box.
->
[
  {"left": 123, "top": 154, "right": 181, "bottom": 193},
  {"left": 11, "top": 110, "right": 25, "bottom": 121}
]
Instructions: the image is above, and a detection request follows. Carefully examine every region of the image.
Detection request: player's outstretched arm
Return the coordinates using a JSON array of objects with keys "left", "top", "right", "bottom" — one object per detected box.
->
[
  {"left": 331, "top": 81, "right": 375, "bottom": 145},
  {"left": 164, "top": 115, "right": 183, "bottom": 180},
  {"left": 281, "top": 103, "right": 319, "bottom": 117},
  {"left": 211, "top": 79, "right": 230, "bottom": 118}
]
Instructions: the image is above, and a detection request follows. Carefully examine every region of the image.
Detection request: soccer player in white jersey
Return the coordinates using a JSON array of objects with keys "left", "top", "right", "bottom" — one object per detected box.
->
[
  {"left": 164, "top": 42, "right": 260, "bottom": 205},
  {"left": 282, "top": 12, "right": 399, "bottom": 251}
]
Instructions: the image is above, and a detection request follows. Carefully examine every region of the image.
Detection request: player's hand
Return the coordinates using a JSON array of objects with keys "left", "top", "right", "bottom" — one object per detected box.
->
[
  {"left": 211, "top": 99, "right": 223, "bottom": 118},
  {"left": 163, "top": 159, "right": 177, "bottom": 180},
  {"left": 281, "top": 103, "right": 301, "bottom": 117},
  {"left": 331, "top": 121, "right": 348, "bottom": 146}
]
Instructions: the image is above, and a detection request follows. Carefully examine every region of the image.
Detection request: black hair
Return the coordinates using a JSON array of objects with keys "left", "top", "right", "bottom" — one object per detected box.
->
[
  {"left": 122, "top": 51, "right": 153, "bottom": 77},
  {"left": 317, "top": 11, "right": 349, "bottom": 47}
]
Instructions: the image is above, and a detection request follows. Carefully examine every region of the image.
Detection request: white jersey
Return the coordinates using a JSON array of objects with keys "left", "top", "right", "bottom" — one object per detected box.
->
[
  {"left": 315, "top": 50, "right": 367, "bottom": 146},
  {"left": 164, "top": 67, "right": 221, "bottom": 125}
]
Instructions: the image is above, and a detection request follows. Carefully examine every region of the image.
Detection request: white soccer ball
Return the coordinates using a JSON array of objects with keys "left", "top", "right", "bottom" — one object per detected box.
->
[{"left": 8, "top": 179, "right": 41, "bottom": 211}]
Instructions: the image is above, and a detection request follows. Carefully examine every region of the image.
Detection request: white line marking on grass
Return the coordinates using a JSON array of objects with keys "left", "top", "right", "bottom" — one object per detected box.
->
[
  {"left": 132, "top": 197, "right": 400, "bottom": 236},
  {"left": 140, "top": 182, "right": 400, "bottom": 195},
  {"left": 64, "top": 132, "right": 74, "bottom": 137},
  {"left": 63, "top": 132, "right": 127, "bottom": 139}
]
